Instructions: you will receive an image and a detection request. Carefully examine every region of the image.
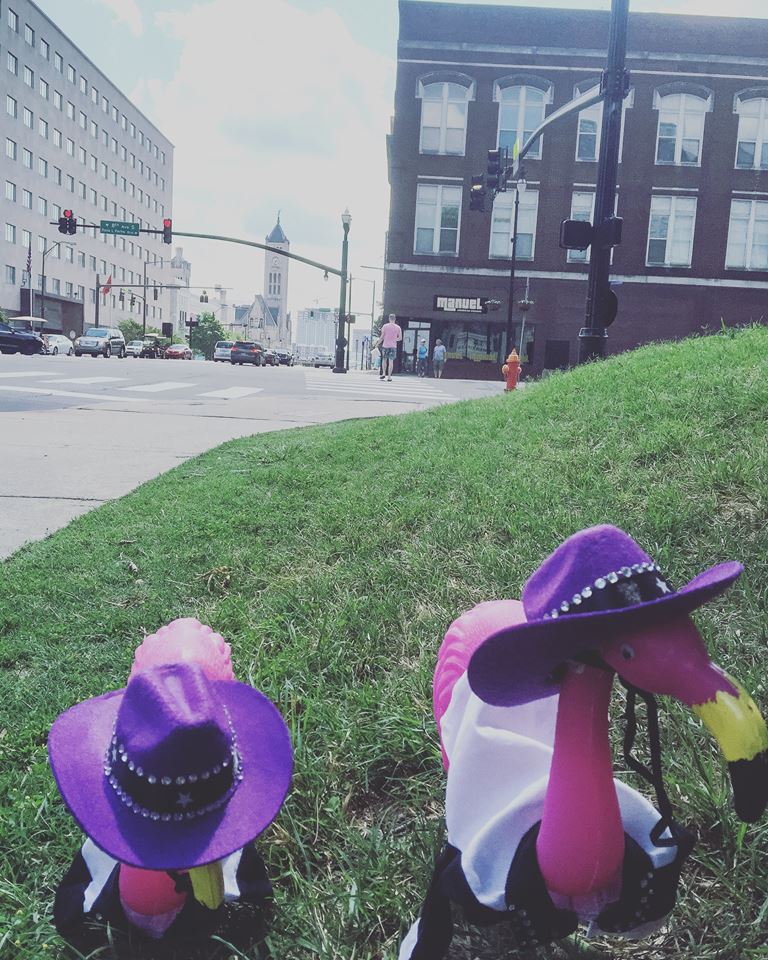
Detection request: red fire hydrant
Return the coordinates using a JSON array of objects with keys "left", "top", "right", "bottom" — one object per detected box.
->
[{"left": 502, "top": 348, "right": 521, "bottom": 391}]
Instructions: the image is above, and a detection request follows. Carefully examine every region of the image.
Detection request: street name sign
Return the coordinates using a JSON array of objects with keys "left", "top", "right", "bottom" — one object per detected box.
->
[{"left": 100, "top": 220, "right": 140, "bottom": 236}]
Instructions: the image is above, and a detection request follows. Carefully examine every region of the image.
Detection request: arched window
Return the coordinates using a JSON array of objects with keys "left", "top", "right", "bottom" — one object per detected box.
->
[
  {"left": 574, "top": 80, "right": 634, "bottom": 163},
  {"left": 494, "top": 78, "right": 553, "bottom": 160},
  {"left": 654, "top": 85, "right": 712, "bottom": 166},
  {"left": 417, "top": 75, "right": 474, "bottom": 156},
  {"left": 734, "top": 90, "right": 768, "bottom": 170}
]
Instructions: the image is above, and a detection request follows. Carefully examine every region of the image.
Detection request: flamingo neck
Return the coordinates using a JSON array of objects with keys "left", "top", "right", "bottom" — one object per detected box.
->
[{"left": 536, "top": 663, "right": 624, "bottom": 903}]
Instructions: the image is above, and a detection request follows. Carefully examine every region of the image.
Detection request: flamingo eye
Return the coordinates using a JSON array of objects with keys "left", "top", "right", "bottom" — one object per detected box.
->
[{"left": 620, "top": 644, "right": 635, "bottom": 661}]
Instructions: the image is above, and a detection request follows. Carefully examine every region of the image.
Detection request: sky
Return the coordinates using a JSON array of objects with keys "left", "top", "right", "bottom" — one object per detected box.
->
[{"left": 34, "top": 0, "right": 768, "bottom": 324}]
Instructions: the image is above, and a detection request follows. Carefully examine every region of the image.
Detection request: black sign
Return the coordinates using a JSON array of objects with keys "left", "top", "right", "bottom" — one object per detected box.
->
[{"left": 434, "top": 295, "right": 490, "bottom": 314}]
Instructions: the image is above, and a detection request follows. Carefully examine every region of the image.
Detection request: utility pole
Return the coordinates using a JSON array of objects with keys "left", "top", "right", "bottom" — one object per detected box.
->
[
  {"left": 579, "top": 0, "right": 630, "bottom": 363},
  {"left": 142, "top": 260, "right": 148, "bottom": 337}
]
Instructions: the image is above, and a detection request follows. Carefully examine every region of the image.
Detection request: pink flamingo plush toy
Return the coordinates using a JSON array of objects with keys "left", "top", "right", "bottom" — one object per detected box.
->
[{"left": 401, "top": 526, "right": 768, "bottom": 959}]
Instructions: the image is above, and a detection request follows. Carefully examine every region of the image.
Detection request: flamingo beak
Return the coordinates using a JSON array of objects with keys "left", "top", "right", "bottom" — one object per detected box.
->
[{"left": 692, "top": 675, "right": 768, "bottom": 822}]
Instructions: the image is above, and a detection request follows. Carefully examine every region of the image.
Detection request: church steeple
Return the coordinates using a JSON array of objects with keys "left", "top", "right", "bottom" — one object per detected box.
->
[
  {"left": 266, "top": 213, "right": 288, "bottom": 245},
  {"left": 264, "top": 215, "right": 289, "bottom": 349}
]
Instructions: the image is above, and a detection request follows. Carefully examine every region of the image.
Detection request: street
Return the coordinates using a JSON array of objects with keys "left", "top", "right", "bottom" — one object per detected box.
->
[{"left": 0, "top": 353, "right": 504, "bottom": 558}]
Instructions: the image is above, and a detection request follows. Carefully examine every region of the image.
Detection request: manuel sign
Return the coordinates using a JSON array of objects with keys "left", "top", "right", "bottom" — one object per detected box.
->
[{"left": 434, "top": 295, "right": 490, "bottom": 314}]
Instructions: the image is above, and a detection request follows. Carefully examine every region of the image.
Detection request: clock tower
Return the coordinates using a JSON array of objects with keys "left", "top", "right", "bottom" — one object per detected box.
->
[{"left": 264, "top": 216, "right": 290, "bottom": 349}]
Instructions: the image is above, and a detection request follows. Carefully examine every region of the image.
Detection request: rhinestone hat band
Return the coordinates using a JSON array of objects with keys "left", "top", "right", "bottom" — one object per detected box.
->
[
  {"left": 103, "top": 708, "right": 245, "bottom": 822},
  {"left": 542, "top": 562, "right": 674, "bottom": 620}
]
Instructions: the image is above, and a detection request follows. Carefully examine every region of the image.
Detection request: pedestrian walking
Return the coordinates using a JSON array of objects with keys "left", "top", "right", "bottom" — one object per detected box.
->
[
  {"left": 379, "top": 313, "right": 403, "bottom": 382},
  {"left": 433, "top": 338, "right": 447, "bottom": 379},
  {"left": 417, "top": 338, "right": 428, "bottom": 377},
  {"left": 370, "top": 341, "right": 381, "bottom": 371}
]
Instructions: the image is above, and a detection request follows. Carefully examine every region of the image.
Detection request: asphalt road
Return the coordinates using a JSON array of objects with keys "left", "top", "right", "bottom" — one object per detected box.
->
[{"left": 0, "top": 353, "right": 505, "bottom": 558}]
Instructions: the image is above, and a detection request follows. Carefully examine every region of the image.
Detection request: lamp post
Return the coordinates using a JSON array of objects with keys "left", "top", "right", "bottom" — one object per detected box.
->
[
  {"left": 505, "top": 173, "right": 526, "bottom": 358},
  {"left": 334, "top": 208, "right": 351, "bottom": 374},
  {"left": 40, "top": 238, "right": 75, "bottom": 320}
]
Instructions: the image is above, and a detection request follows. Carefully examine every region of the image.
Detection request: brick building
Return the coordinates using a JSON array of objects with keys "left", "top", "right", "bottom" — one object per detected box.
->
[{"left": 384, "top": 1, "right": 768, "bottom": 377}]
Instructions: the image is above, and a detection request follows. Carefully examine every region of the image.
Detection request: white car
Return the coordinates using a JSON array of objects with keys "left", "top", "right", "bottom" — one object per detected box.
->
[
  {"left": 126, "top": 340, "right": 144, "bottom": 358},
  {"left": 313, "top": 353, "right": 335, "bottom": 368},
  {"left": 45, "top": 334, "right": 74, "bottom": 356},
  {"left": 213, "top": 340, "right": 234, "bottom": 361}
]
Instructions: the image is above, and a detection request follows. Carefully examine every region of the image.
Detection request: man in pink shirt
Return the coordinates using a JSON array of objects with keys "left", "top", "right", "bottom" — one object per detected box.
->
[{"left": 378, "top": 313, "right": 402, "bottom": 381}]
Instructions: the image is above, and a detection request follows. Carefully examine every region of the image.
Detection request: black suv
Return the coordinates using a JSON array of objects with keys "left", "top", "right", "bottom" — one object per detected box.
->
[{"left": 230, "top": 341, "right": 264, "bottom": 365}]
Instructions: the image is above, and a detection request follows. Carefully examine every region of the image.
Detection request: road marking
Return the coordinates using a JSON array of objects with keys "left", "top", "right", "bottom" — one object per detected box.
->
[
  {"left": 43, "top": 376, "right": 129, "bottom": 385},
  {"left": 198, "top": 386, "right": 264, "bottom": 399},
  {"left": 121, "top": 381, "right": 195, "bottom": 393},
  {"left": 306, "top": 381, "right": 453, "bottom": 399},
  {"left": 0, "top": 385, "right": 149, "bottom": 402},
  {"left": 0, "top": 370, "right": 64, "bottom": 379}
]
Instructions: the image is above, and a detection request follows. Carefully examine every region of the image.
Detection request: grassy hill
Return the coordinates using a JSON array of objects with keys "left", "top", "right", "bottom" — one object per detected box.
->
[{"left": 0, "top": 325, "right": 766, "bottom": 960}]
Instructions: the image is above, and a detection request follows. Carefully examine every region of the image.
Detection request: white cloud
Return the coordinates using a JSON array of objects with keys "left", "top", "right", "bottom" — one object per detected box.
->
[
  {"left": 142, "top": 0, "right": 395, "bottom": 321},
  {"left": 90, "top": 0, "right": 144, "bottom": 37}
]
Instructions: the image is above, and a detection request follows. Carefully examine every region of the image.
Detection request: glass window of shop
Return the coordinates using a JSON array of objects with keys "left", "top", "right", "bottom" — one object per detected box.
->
[{"left": 442, "top": 321, "right": 535, "bottom": 365}]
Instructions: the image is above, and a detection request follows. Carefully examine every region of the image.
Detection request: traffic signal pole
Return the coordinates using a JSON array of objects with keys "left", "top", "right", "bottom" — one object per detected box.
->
[{"left": 579, "top": 0, "right": 630, "bottom": 363}]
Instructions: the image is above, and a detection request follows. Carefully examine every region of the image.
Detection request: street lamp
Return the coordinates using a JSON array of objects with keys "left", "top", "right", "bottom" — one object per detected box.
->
[
  {"left": 505, "top": 171, "right": 526, "bottom": 361},
  {"left": 334, "top": 208, "right": 351, "bottom": 374},
  {"left": 40, "top": 238, "right": 76, "bottom": 320}
]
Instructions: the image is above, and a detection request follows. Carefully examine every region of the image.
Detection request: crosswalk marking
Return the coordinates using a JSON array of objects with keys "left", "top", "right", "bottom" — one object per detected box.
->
[
  {"left": 44, "top": 376, "right": 128, "bottom": 385},
  {"left": 0, "top": 370, "right": 64, "bottom": 379},
  {"left": 0, "top": 385, "right": 149, "bottom": 402},
  {"left": 121, "top": 381, "right": 195, "bottom": 393},
  {"left": 198, "top": 386, "right": 264, "bottom": 399}
]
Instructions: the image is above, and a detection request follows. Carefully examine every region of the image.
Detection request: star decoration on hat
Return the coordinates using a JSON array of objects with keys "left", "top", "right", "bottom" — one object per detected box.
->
[
  {"left": 656, "top": 578, "right": 671, "bottom": 594},
  {"left": 177, "top": 792, "right": 193, "bottom": 808}
]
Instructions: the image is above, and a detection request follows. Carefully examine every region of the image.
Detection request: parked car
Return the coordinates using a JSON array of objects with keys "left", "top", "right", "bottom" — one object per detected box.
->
[
  {"left": 74, "top": 326, "right": 126, "bottom": 358},
  {"left": 140, "top": 336, "right": 169, "bottom": 359},
  {"left": 45, "top": 334, "right": 75, "bottom": 356},
  {"left": 274, "top": 350, "right": 294, "bottom": 366},
  {"left": 126, "top": 339, "right": 144, "bottom": 358},
  {"left": 263, "top": 349, "right": 279, "bottom": 366},
  {"left": 165, "top": 343, "right": 193, "bottom": 360},
  {"left": 0, "top": 320, "right": 45, "bottom": 355},
  {"left": 313, "top": 352, "right": 335, "bottom": 368},
  {"left": 230, "top": 341, "right": 264, "bottom": 365},
  {"left": 213, "top": 340, "right": 234, "bottom": 362}
]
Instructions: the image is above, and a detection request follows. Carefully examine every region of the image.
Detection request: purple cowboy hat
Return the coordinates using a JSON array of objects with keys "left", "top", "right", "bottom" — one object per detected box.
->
[
  {"left": 468, "top": 525, "right": 742, "bottom": 708},
  {"left": 49, "top": 662, "right": 292, "bottom": 870}
]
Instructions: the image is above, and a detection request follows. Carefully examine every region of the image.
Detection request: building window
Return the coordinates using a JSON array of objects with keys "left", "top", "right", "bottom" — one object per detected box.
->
[
  {"left": 39, "top": 78, "right": 49, "bottom": 99},
  {"left": 102, "top": 95, "right": 109, "bottom": 113},
  {"left": 24, "top": 23, "right": 35, "bottom": 46},
  {"left": 66, "top": 175, "right": 74, "bottom": 192},
  {"left": 489, "top": 188, "right": 539, "bottom": 259},
  {"left": 7, "top": 52, "right": 18, "bottom": 75},
  {"left": 414, "top": 183, "right": 462, "bottom": 255},
  {"left": 5, "top": 181, "right": 16, "bottom": 202},
  {"left": 89, "top": 187, "right": 97, "bottom": 205},
  {"left": 66, "top": 138, "right": 74, "bottom": 156},
  {"left": 64, "top": 247, "right": 73, "bottom": 265},
  {"left": 79, "top": 76, "right": 87, "bottom": 95},
  {"left": 5, "top": 265, "right": 17, "bottom": 284},
  {"left": 7, "top": 96, "right": 18, "bottom": 119},
  {"left": 65, "top": 281, "right": 73, "bottom": 297},
  {"left": 417, "top": 78, "right": 473, "bottom": 156},
  {"left": 40, "top": 39, "right": 50, "bottom": 60},
  {"left": 22, "top": 148, "right": 32, "bottom": 169},
  {"left": 6, "top": 139, "right": 17, "bottom": 160},
  {"left": 54, "top": 90, "right": 62, "bottom": 110},
  {"left": 77, "top": 284, "right": 85, "bottom": 300},
  {"left": 112, "top": 105, "right": 118, "bottom": 123},
  {"left": 23, "top": 65, "right": 34, "bottom": 87},
  {"left": 67, "top": 64, "right": 75, "bottom": 83},
  {"left": 79, "top": 110, "right": 87, "bottom": 130},
  {"left": 654, "top": 92, "right": 710, "bottom": 166},
  {"left": 53, "top": 166, "right": 62, "bottom": 185},
  {"left": 23, "top": 107, "right": 33, "bottom": 129},
  {"left": 735, "top": 96, "right": 768, "bottom": 170},
  {"left": 78, "top": 181, "right": 86, "bottom": 199},
  {"left": 495, "top": 81, "right": 552, "bottom": 160},
  {"left": 51, "top": 278, "right": 60, "bottom": 294},
  {"left": 8, "top": 8, "right": 19, "bottom": 31},
  {"left": 38, "top": 197, "right": 47, "bottom": 216},
  {"left": 6, "top": 223, "right": 17, "bottom": 244},
  {"left": 39, "top": 118, "right": 48, "bottom": 139},
  {"left": 22, "top": 190, "right": 32, "bottom": 209},
  {"left": 22, "top": 229, "right": 31, "bottom": 248},
  {"left": 90, "top": 120, "right": 98, "bottom": 138},
  {"left": 53, "top": 129, "right": 62, "bottom": 147},
  {"left": 66, "top": 101, "right": 75, "bottom": 120},
  {"left": 78, "top": 146, "right": 86, "bottom": 164},
  {"left": 91, "top": 86, "right": 98, "bottom": 104},
  {"left": 566, "top": 192, "right": 595, "bottom": 263},
  {"left": 52, "top": 203, "right": 61, "bottom": 220},
  {"left": 54, "top": 51, "right": 63, "bottom": 72},
  {"left": 646, "top": 194, "right": 697, "bottom": 267},
  {"left": 38, "top": 157, "right": 47, "bottom": 177},
  {"left": 725, "top": 198, "right": 768, "bottom": 270}
]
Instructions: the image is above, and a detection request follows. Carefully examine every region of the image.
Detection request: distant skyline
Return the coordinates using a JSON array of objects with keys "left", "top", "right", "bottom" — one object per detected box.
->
[{"left": 33, "top": 0, "right": 768, "bottom": 323}]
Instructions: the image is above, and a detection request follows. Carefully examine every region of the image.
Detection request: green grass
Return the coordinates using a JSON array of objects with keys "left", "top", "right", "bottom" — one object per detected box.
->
[{"left": 1, "top": 325, "right": 767, "bottom": 960}]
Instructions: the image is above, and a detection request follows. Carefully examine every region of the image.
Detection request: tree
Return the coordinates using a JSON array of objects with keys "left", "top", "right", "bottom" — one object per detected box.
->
[
  {"left": 118, "top": 319, "right": 160, "bottom": 343},
  {"left": 191, "top": 312, "right": 227, "bottom": 360}
]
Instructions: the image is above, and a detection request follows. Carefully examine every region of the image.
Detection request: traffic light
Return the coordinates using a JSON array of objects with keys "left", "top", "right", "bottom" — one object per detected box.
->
[
  {"left": 469, "top": 174, "right": 487, "bottom": 212},
  {"left": 162, "top": 218, "right": 172, "bottom": 244},
  {"left": 67, "top": 211, "right": 77, "bottom": 235},
  {"left": 153, "top": 286, "right": 159, "bottom": 300},
  {"left": 58, "top": 213, "right": 68, "bottom": 234},
  {"left": 119, "top": 288, "right": 125, "bottom": 305},
  {"left": 486, "top": 149, "right": 504, "bottom": 192},
  {"left": 130, "top": 293, "right": 135, "bottom": 308}
]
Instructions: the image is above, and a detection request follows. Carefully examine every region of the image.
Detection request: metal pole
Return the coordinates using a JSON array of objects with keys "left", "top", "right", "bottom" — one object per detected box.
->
[
  {"left": 505, "top": 188, "right": 520, "bottom": 357},
  {"left": 95, "top": 273, "right": 100, "bottom": 327},
  {"left": 345, "top": 274, "right": 353, "bottom": 371},
  {"left": 142, "top": 260, "right": 147, "bottom": 337},
  {"left": 41, "top": 241, "right": 47, "bottom": 321},
  {"left": 334, "top": 219, "right": 350, "bottom": 374},
  {"left": 579, "top": 0, "right": 630, "bottom": 363}
]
